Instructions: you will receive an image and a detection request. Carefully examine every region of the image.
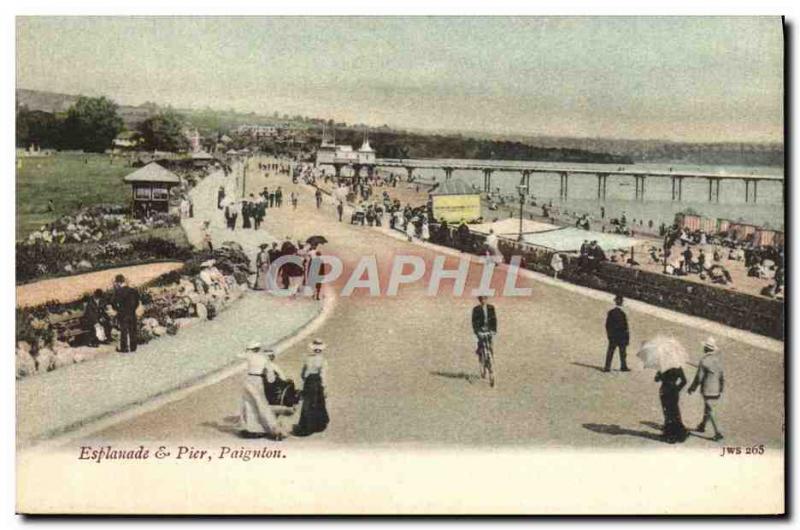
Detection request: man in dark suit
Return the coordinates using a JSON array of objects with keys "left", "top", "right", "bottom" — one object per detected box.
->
[
  {"left": 604, "top": 294, "right": 630, "bottom": 372},
  {"left": 471, "top": 296, "right": 497, "bottom": 354},
  {"left": 113, "top": 274, "right": 140, "bottom": 353}
]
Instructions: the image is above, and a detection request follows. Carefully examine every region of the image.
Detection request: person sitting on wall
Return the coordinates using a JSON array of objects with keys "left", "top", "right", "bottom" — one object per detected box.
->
[
  {"left": 83, "top": 289, "right": 112, "bottom": 347},
  {"left": 709, "top": 265, "right": 730, "bottom": 285},
  {"left": 588, "top": 241, "right": 606, "bottom": 272}
]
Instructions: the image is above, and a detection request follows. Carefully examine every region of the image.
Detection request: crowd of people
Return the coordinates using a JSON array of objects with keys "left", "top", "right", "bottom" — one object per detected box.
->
[
  {"left": 253, "top": 236, "right": 328, "bottom": 300},
  {"left": 210, "top": 155, "right": 748, "bottom": 446},
  {"left": 217, "top": 185, "right": 285, "bottom": 231},
  {"left": 651, "top": 225, "right": 785, "bottom": 298},
  {"left": 577, "top": 240, "right": 608, "bottom": 273}
]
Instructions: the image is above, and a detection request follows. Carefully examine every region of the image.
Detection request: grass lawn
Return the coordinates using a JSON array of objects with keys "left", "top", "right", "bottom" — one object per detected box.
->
[{"left": 16, "top": 152, "right": 134, "bottom": 240}]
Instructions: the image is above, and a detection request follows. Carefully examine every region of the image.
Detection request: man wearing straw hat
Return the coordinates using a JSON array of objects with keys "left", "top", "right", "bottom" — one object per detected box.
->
[{"left": 688, "top": 336, "right": 725, "bottom": 441}]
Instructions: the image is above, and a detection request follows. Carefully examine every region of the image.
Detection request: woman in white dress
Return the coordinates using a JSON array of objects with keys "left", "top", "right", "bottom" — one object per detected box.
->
[
  {"left": 238, "top": 341, "right": 285, "bottom": 439},
  {"left": 421, "top": 219, "right": 430, "bottom": 242},
  {"left": 550, "top": 253, "right": 564, "bottom": 279},
  {"left": 406, "top": 217, "right": 416, "bottom": 242}
]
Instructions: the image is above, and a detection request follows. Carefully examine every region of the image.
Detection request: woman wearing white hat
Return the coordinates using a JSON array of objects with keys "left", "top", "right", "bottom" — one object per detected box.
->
[
  {"left": 294, "top": 339, "right": 330, "bottom": 436},
  {"left": 237, "top": 341, "right": 284, "bottom": 439}
]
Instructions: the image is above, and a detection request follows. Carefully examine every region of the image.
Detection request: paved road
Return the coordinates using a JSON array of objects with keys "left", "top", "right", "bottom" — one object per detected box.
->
[
  {"left": 79, "top": 162, "right": 784, "bottom": 449},
  {"left": 17, "top": 262, "right": 183, "bottom": 308}
]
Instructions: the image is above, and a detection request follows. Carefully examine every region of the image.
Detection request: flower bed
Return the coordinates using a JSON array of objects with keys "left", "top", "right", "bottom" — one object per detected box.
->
[
  {"left": 15, "top": 243, "right": 252, "bottom": 379},
  {"left": 23, "top": 204, "right": 179, "bottom": 245},
  {"left": 16, "top": 235, "right": 194, "bottom": 285},
  {"left": 17, "top": 162, "right": 213, "bottom": 284}
]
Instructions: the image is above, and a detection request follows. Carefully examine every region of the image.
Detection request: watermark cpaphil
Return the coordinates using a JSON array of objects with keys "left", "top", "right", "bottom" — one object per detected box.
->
[{"left": 265, "top": 253, "right": 532, "bottom": 298}]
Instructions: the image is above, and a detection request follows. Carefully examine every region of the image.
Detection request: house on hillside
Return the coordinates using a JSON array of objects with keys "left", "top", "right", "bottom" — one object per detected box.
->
[
  {"left": 236, "top": 124, "right": 279, "bottom": 138},
  {"left": 112, "top": 131, "right": 141, "bottom": 153}
]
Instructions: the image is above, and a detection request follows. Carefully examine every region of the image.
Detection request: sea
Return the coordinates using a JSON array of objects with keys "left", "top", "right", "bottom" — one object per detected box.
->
[{"left": 386, "top": 159, "right": 785, "bottom": 231}]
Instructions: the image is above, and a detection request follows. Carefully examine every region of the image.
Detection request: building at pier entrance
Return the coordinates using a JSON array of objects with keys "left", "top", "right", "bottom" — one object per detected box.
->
[{"left": 315, "top": 135, "right": 376, "bottom": 170}]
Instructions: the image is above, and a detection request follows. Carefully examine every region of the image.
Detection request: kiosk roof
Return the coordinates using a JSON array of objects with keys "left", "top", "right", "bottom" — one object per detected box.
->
[{"left": 123, "top": 162, "right": 180, "bottom": 184}]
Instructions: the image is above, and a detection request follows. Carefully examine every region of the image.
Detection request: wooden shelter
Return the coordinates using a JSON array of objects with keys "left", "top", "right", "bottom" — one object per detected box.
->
[
  {"left": 190, "top": 150, "right": 215, "bottom": 168},
  {"left": 123, "top": 162, "right": 181, "bottom": 217}
]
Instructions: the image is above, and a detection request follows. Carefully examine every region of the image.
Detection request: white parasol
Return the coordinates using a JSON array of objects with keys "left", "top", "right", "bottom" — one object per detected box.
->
[
  {"left": 333, "top": 185, "right": 349, "bottom": 203},
  {"left": 636, "top": 336, "right": 689, "bottom": 371}
]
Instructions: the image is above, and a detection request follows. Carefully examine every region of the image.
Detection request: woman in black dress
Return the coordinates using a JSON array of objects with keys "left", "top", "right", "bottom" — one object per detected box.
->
[
  {"left": 294, "top": 339, "right": 329, "bottom": 437},
  {"left": 655, "top": 367, "right": 689, "bottom": 443}
]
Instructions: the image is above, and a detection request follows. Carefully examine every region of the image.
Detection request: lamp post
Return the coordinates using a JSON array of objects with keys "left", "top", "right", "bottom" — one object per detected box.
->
[
  {"left": 242, "top": 155, "right": 247, "bottom": 197},
  {"left": 517, "top": 184, "right": 528, "bottom": 242}
]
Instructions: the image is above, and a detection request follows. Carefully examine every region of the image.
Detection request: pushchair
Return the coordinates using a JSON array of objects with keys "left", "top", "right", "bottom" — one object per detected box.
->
[{"left": 351, "top": 211, "right": 366, "bottom": 225}]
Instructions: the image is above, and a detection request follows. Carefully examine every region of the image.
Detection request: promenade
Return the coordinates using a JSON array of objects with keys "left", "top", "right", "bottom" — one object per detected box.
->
[{"left": 74, "top": 162, "right": 783, "bottom": 449}]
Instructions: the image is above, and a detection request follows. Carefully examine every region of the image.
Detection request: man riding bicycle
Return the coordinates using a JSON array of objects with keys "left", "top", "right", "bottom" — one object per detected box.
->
[
  {"left": 471, "top": 296, "right": 497, "bottom": 385},
  {"left": 472, "top": 296, "right": 497, "bottom": 338}
]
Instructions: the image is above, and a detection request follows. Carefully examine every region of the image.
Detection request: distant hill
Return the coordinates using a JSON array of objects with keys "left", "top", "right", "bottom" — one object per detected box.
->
[
  {"left": 16, "top": 88, "right": 78, "bottom": 113},
  {"left": 16, "top": 88, "right": 784, "bottom": 166},
  {"left": 16, "top": 88, "right": 155, "bottom": 128},
  {"left": 422, "top": 131, "right": 784, "bottom": 168}
]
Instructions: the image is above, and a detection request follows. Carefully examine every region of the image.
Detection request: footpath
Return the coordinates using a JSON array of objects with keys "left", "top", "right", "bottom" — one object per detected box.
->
[{"left": 17, "top": 165, "right": 322, "bottom": 448}]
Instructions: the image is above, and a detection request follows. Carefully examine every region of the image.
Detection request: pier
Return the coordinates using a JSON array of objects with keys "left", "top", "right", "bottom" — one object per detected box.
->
[{"left": 323, "top": 158, "right": 783, "bottom": 204}]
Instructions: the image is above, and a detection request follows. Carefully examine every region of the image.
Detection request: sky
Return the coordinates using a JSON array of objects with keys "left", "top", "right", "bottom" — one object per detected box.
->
[{"left": 16, "top": 16, "right": 784, "bottom": 143}]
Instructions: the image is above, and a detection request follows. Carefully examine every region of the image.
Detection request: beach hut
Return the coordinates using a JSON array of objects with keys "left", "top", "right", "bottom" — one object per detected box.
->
[
  {"left": 729, "top": 222, "right": 758, "bottom": 241},
  {"left": 123, "top": 162, "right": 181, "bottom": 218},
  {"left": 718, "top": 219, "right": 732, "bottom": 233},
  {"left": 430, "top": 179, "right": 482, "bottom": 223},
  {"left": 675, "top": 213, "right": 702, "bottom": 231},
  {"left": 699, "top": 217, "right": 718, "bottom": 234},
  {"left": 753, "top": 229, "right": 780, "bottom": 248}
]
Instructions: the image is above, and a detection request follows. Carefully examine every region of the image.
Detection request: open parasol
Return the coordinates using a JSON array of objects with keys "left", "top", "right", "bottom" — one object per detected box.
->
[
  {"left": 306, "top": 235, "right": 328, "bottom": 246},
  {"left": 636, "top": 336, "right": 689, "bottom": 371}
]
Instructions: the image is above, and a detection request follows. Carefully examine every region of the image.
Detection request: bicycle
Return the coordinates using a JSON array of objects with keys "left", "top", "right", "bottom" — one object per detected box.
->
[{"left": 476, "top": 330, "right": 496, "bottom": 388}]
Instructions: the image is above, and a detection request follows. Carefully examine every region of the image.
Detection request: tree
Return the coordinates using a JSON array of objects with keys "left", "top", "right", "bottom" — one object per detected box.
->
[
  {"left": 137, "top": 110, "right": 190, "bottom": 152},
  {"left": 16, "top": 106, "right": 62, "bottom": 148},
  {"left": 61, "top": 96, "right": 124, "bottom": 152}
]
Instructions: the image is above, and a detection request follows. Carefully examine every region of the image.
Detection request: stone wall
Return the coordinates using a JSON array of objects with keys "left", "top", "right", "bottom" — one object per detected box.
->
[{"left": 495, "top": 238, "right": 784, "bottom": 340}]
